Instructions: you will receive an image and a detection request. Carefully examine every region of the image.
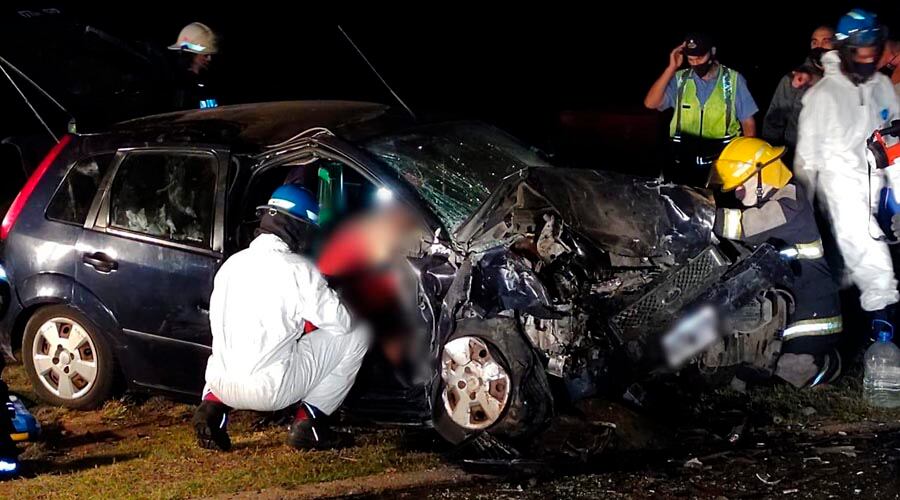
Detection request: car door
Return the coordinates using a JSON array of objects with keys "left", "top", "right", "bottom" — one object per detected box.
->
[{"left": 75, "top": 147, "right": 227, "bottom": 396}]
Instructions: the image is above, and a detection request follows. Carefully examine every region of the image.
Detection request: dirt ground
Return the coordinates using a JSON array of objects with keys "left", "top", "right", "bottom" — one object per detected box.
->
[
  {"left": 3, "top": 357, "right": 900, "bottom": 499},
  {"left": 0, "top": 363, "right": 448, "bottom": 499}
]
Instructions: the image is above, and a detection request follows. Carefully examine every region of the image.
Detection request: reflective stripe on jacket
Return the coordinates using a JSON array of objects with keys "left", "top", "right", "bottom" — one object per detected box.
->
[
  {"left": 713, "top": 181, "right": 842, "bottom": 342},
  {"left": 670, "top": 66, "right": 741, "bottom": 139}
]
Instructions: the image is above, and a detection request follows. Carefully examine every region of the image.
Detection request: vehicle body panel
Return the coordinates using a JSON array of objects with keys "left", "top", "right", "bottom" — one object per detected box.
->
[{"left": 0, "top": 102, "right": 793, "bottom": 428}]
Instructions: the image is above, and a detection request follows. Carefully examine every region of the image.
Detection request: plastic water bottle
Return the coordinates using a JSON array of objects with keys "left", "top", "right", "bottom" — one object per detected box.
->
[{"left": 864, "top": 328, "right": 900, "bottom": 408}]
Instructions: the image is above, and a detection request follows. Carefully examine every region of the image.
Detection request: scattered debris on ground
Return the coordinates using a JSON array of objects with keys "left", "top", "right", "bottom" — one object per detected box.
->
[{"left": 3, "top": 352, "right": 900, "bottom": 498}]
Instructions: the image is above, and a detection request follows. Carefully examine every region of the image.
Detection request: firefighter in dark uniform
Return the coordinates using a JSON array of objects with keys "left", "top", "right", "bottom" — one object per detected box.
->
[
  {"left": 713, "top": 137, "right": 842, "bottom": 388},
  {"left": 167, "top": 22, "right": 219, "bottom": 110}
]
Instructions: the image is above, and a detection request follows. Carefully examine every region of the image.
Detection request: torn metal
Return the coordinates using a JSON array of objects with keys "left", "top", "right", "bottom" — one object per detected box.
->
[{"left": 414, "top": 164, "right": 794, "bottom": 449}]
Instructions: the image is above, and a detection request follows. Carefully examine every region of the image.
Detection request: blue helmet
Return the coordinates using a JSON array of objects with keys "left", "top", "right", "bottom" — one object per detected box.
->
[
  {"left": 259, "top": 184, "right": 319, "bottom": 226},
  {"left": 835, "top": 8, "right": 885, "bottom": 47}
]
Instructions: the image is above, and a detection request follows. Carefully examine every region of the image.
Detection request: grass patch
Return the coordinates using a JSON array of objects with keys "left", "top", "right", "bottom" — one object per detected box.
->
[{"left": 0, "top": 364, "right": 442, "bottom": 499}]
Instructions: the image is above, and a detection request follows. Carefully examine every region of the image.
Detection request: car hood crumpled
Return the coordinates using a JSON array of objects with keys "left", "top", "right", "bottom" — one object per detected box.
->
[{"left": 453, "top": 167, "right": 716, "bottom": 264}]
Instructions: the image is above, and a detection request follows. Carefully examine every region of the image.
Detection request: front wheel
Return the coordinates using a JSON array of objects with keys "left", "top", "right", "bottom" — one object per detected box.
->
[
  {"left": 22, "top": 305, "right": 115, "bottom": 409},
  {"left": 433, "top": 317, "right": 553, "bottom": 447}
]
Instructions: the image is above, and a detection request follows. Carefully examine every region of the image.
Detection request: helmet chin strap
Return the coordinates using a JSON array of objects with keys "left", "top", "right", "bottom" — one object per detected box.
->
[
  {"left": 751, "top": 150, "right": 787, "bottom": 207},
  {"left": 755, "top": 165, "right": 764, "bottom": 208}
]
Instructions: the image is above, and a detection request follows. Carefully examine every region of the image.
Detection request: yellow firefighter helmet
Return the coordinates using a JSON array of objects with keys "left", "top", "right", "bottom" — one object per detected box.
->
[{"left": 714, "top": 137, "right": 792, "bottom": 192}]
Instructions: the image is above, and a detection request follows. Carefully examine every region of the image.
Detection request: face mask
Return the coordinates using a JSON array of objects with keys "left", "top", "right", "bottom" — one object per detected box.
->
[
  {"left": 810, "top": 47, "right": 827, "bottom": 68},
  {"left": 854, "top": 61, "right": 878, "bottom": 81},
  {"left": 692, "top": 60, "right": 713, "bottom": 78}
]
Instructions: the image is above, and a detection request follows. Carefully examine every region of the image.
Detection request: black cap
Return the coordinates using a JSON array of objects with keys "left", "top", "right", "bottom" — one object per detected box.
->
[{"left": 683, "top": 33, "right": 713, "bottom": 56}]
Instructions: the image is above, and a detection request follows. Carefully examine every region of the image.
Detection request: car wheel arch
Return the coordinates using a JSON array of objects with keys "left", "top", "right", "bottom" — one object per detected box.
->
[{"left": 12, "top": 277, "right": 123, "bottom": 356}]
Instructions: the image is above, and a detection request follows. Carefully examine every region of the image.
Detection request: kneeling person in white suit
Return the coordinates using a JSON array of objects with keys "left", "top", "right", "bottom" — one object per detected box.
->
[{"left": 193, "top": 184, "right": 369, "bottom": 451}]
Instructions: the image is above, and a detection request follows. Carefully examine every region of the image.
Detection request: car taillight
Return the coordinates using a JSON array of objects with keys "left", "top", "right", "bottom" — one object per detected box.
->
[{"left": 1, "top": 135, "right": 72, "bottom": 240}]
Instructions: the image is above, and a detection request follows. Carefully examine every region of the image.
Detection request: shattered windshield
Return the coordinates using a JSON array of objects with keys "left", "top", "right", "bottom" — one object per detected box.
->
[{"left": 363, "top": 122, "right": 550, "bottom": 230}]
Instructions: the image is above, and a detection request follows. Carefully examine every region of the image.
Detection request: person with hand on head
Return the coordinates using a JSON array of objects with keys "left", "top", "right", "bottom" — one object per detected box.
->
[
  {"left": 762, "top": 25, "right": 834, "bottom": 162},
  {"left": 193, "top": 184, "right": 369, "bottom": 452},
  {"left": 795, "top": 8, "right": 900, "bottom": 341},
  {"left": 644, "top": 33, "right": 759, "bottom": 186}
]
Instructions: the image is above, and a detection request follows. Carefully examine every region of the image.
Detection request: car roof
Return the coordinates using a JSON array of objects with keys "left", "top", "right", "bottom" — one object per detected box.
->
[{"left": 100, "top": 100, "right": 402, "bottom": 151}]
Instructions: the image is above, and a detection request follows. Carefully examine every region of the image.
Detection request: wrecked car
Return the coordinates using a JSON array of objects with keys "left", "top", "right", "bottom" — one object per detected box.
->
[{"left": 0, "top": 101, "right": 793, "bottom": 449}]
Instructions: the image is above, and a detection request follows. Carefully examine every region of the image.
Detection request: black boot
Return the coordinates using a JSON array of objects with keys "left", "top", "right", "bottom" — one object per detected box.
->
[
  {"left": 192, "top": 400, "right": 232, "bottom": 452},
  {"left": 286, "top": 403, "right": 352, "bottom": 451}
]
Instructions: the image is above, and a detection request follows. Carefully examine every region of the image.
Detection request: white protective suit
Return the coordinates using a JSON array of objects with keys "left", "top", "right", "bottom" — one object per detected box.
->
[
  {"left": 795, "top": 50, "right": 900, "bottom": 312},
  {"left": 203, "top": 233, "right": 370, "bottom": 414}
]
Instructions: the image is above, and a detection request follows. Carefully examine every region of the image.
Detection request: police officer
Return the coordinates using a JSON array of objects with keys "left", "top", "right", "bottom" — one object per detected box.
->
[
  {"left": 714, "top": 138, "right": 842, "bottom": 387},
  {"left": 644, "top": 33, "right": 759, "bottom": 186}
]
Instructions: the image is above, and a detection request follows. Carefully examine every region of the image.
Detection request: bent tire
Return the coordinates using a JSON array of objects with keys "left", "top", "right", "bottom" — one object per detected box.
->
[
  {"left": 433, "top": 316, "right": 553, "bottom": 447},
  {"left": 22, "top": 305, "right": 115, "bottom": 409}
]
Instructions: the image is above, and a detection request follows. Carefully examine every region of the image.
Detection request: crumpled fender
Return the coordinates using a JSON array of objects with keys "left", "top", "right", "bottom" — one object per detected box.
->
[
  {"left": 469, "top": 248, "right": 559, "bottom": 319},
  {"left": 437, "top": 247, "right": 558, "bottom": 350}
]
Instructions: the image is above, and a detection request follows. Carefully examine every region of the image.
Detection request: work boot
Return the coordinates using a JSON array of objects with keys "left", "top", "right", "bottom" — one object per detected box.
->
[
  {"left": 193, "top": 399, "right": 232, "bottom": 452},
  {"left": 286, "top": 402, "right": 352, "bottom": 451}
]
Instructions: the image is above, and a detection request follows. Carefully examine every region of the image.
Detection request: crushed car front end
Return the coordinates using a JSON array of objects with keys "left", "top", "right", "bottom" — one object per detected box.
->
[{"left": 361, "top": 124, "right": 793, "bottom": 448}]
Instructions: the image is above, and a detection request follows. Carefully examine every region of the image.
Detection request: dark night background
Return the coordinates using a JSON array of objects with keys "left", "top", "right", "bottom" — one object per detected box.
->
[{"left": 0, "top": 1, "right": 898, "bottom": 182}]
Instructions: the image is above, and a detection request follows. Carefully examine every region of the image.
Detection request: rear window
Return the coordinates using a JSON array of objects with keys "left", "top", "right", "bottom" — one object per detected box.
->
[{"left": 46, "top": 154, "right": 114, "bottom": 225}]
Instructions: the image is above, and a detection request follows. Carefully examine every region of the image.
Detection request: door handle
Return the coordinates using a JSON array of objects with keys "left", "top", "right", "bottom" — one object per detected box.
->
[{"left": 82, "top": 252, "right": 118, "bottom": 273}]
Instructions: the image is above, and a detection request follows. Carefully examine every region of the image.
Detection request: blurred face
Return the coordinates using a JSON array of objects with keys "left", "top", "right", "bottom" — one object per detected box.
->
[
  {"left": 811, "top": 27, "right": 834, "bottom": 49},
  {"left": 190, "top": 53, "right": 212, "bottom": 74}
]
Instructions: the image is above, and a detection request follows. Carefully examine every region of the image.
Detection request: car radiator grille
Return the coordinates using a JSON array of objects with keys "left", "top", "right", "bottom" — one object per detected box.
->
[{"left": 609, "top": 246, "right": 730, "bottom": 343}]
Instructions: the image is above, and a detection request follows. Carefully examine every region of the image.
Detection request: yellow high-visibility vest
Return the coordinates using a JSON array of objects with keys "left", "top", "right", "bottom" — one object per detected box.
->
[{"left": 670, "top": 65, "right": 741, "bottom": 140}]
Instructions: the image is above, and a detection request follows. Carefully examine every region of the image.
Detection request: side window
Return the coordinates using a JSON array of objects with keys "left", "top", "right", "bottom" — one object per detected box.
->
[
  {"left": 46, "top": 154, "right": 114, "bottom": 225},
  {"left": 315, "top": 162, "right": 378, "bottom": 226},
  {"left": 339, "top": 164, "right": 379, "bottom": 215},
  {"left": 108, "top": 151, "right": 217, "bottom": 248}
]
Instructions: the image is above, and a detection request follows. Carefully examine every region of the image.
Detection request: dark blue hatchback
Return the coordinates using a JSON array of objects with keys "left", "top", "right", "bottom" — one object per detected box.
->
[{"left": 0, "top": 101, "right": 443, "bottom": 410}]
